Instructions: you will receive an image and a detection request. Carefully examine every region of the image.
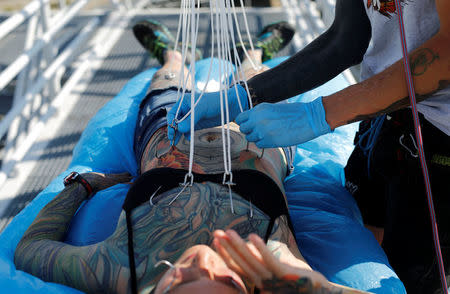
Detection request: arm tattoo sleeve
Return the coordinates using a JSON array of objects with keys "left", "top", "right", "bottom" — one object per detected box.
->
[
  {"left": 266, "top": 215, "right": 301, "bottom": 260},
  {"left": 17, "top": 184, "right": 88, "bottom": 243},
  {"left": 262, "top": 276, "right": 344, "bottom": 294},
  {"left": 263, "top": 217, "right": 368, "bottom": 294},
  {"left": 14, "top": 184, "right": 129, "bottom": 293}
]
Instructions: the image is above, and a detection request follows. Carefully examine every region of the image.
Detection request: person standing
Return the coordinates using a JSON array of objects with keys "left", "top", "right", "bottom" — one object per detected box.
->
[{"left": 169, "top": 1, "right": 450, "bottom": 292}]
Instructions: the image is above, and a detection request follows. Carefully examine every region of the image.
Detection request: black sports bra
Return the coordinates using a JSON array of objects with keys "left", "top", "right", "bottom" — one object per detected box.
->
[{"left": 122, "top": 167, "right": 293, "bottom": 294}]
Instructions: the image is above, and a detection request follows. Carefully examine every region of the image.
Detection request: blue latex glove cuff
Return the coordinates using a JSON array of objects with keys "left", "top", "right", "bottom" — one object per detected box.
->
[
  {"left": 230, "top": 83, "right": 250, "bottom": 117},
  {"left": 167, "top": 83, "right": 250, "bottom": 144},
  {"left": 306, "top": 96, "right": 331, "bottom": 137}
]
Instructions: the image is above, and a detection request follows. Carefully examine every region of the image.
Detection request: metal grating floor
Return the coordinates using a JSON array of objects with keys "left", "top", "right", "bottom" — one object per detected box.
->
[{"left": 0, "top": 10, "right": 295, "bottom": 232}]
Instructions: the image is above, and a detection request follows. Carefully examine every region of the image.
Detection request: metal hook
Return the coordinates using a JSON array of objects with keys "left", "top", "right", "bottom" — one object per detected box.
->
[
  {"left": 399, "top": 134, "right": 419, "bottom": 158},
  {"left": 222, "top": 172, "right": 236, "bottom": 214},
  {"left": 149, "top": 186, "right": 163, "bottom": 206},
  {"left": 155, "top": 145, "right": 173, "bottom": 159},
  {"left": 168, "top": 173, "right": 194, "bottom": 205},
  {"left": 228, "top": 184, "right": 235, "bottom": 214},
  {"left": 168, "top": 183, "right": 190, "bottom": 205},
  {"left": 154, "top": 260, "right": 175, "bottom": 269},
  {"left": 169, "top": 119, "right": 178, "bottom": 147},
  {"left": 169, "top": 118, "right": 178, "bottom": 130},
  {"left": 154, "top": 260, "right": 176, "bottom": 294},
  {"left": 257, "top": 148, "right": 265, "bottom": 159}
]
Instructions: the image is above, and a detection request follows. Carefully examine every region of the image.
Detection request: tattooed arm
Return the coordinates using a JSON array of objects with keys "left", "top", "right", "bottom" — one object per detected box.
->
[
  {"left": 14, "top": 172, "right": 132, "bottom": 294},
  {"left": 323, "top": 0, "right": 450, "bottom": 129},
  {"left": 263, "top": 216, "right": 369, "bottom": 293},
  {"left": 214, "top": 218, "right": 368, "bottom": 293}
]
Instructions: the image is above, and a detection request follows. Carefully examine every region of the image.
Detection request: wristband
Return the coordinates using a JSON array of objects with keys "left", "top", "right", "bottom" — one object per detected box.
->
[{"left": 63, "top": 172, "right": 93, "bottom": 196}]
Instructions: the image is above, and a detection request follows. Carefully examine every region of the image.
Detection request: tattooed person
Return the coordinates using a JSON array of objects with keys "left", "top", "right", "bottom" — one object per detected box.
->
[
  {"left": 170, "top": 1, "right": 450, "bottom": 293},
  {"left": 14, "top": 20, "right": 368, "bottom": 294}
]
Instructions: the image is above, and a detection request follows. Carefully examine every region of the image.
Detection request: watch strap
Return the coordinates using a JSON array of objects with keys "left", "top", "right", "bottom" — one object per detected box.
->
[{"left": 63, "top": 172, "right": 93, "bottom": 196}]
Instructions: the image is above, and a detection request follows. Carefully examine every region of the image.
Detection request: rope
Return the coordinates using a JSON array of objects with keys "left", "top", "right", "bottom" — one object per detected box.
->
[
  {"left": 394, "top": 1, "right": 448, "bottom": 292},
  {"left": 169, "top": 0, "right": 255, "bottom": 196}
]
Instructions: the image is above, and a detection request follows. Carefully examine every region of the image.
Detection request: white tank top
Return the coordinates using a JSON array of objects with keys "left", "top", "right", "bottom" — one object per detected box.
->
[{"left": 360, "top": 0, "right": 450, "bottom": 135}]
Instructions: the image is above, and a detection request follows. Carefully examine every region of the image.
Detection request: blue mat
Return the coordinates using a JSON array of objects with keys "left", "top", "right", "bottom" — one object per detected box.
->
[{"left": 0, "top": 58, "right": 405, "bottom": 293}]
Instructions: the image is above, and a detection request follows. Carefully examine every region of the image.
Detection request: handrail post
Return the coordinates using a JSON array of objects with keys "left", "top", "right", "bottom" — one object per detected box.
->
[
  {"left": 8, "top": 9, "right": 42, "bottom": 153},
  {"left": 40, "top": 0, "right": 59, "bottom": 101}
]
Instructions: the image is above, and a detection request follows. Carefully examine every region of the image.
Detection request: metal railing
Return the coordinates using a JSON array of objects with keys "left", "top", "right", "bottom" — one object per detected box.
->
[
  {"left": 0, "top": 0, "right": 151, "bottom": 187},
  {"left": 280, "top": 0, "right": 356, "bottom": 84},
  {"left": 0, "top": 0, "right": 343, "bottom": 189}
]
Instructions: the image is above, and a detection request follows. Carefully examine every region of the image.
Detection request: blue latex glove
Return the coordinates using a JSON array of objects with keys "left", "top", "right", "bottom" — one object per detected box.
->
[
  {"left": 167, "top": 84, "right": 249, "bottom": 145},
  {"left": 235, "top": 97, "right": 331, "bottom": 148}
]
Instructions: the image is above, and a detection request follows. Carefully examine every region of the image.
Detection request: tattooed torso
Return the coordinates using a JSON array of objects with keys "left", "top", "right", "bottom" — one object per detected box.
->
[
  {"left": 15, "top": 124, "right": 294, "bottom": 294},
  {"left": 140, "top": 123, "right": 288, "bottom": 195}
]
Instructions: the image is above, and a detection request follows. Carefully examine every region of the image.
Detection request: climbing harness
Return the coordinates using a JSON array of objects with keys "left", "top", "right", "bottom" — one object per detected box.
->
[
  {"left": 394, "top": 0, "right": 448, "bottom": 292},
  {"left": 398, "top": 133, "right": 418, "bottom": 158}
]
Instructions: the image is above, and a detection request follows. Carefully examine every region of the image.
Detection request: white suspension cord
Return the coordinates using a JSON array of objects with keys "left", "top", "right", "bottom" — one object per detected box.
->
[{"left": 168, "top": 0, "right": 257, "bottom": 213}]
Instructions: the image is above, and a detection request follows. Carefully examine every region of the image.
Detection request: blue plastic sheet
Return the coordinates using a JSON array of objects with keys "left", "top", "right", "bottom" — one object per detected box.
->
[{"left": 0, "top": 57, "right": 405, "bottom": 293}]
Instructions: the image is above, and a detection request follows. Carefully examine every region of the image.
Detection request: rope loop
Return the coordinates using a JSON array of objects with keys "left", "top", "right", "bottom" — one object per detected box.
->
[
  {"left": 183, "top": 172, "right": 194, "bottom": 187},
  {"left": 222, "top": 172, "right": 235, "bottom": 186}
]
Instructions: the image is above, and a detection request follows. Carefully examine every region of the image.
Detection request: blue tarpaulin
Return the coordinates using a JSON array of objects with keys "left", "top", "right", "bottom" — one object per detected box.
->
[{"left": 0, "top": 58, "right": 405, "bottom": 293}]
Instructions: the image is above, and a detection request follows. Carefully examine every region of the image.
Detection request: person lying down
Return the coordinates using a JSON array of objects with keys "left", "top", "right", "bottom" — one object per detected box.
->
[{"left": 14, "top": 20, "right": 369, "bottom": 294}]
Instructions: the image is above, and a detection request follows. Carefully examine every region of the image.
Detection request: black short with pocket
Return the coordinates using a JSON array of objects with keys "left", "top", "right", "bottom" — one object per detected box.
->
[{"left": 345, "top": 109, "right": 450, "bottom": 294}]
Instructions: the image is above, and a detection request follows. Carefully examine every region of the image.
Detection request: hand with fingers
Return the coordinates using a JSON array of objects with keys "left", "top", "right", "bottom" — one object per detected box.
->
[
  {"left": 235, "top": 97, "right": 331, "bottom": 148},
  {"left": 167, "top": 84, "right": 249, "bottom": 145},
  {"left": 213, "top": 230, "right": 367, "bottom": 294}
]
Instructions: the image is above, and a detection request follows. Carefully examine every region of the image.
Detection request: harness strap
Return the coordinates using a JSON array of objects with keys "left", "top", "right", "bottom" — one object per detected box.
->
[
  {"left": 123, "top": 168, "right": 293, "bottom": 293},
  {"left": 394, "top": 1, "right": 448, "bottom": 292},
  {"left": 126, "top": 212, "right": 139, "bottom": 294}
]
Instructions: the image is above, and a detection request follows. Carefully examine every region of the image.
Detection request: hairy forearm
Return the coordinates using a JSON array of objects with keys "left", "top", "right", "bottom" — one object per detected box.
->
[
  {"left": 247, "top": 0, "right": 370, "bottom": 104},
  {"left": 323, "top": 32, "right": 450, "bottom": 129}
]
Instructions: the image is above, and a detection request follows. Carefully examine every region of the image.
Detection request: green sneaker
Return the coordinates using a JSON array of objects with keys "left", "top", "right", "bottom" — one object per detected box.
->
[
  {"left": 256, "top": 21, "right": 296, "bottom": 62},
  {"left": 132, "top": 20, "right": 175, "bottom": 65}
]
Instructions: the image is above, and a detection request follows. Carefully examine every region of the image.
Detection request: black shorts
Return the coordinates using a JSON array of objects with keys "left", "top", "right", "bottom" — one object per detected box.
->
[
  {"left": 134, "top": 87, "right": 181, "bottom": 166},
  {"left": 345, "top": 109, "right": 450, "bottom": 293},
  {"left": 134, "top": 88, "right": 296, "bottom": 175}
]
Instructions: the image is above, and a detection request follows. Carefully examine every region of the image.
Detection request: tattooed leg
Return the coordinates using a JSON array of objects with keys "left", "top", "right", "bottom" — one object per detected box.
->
[
  {"left": 239, "top": 49, "right": 270, "bottom": 80},
  {"left": 149, "top": 50, "right": 192, "bottom": 91}
]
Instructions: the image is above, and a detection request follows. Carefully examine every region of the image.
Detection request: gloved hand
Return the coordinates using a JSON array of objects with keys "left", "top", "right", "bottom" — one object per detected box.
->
[
  {"left": 167, "top": 84, "right": 249, "bottom": 145},
  {"left": 235, "top": 97, "right": 331, "bottom": 148}
]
